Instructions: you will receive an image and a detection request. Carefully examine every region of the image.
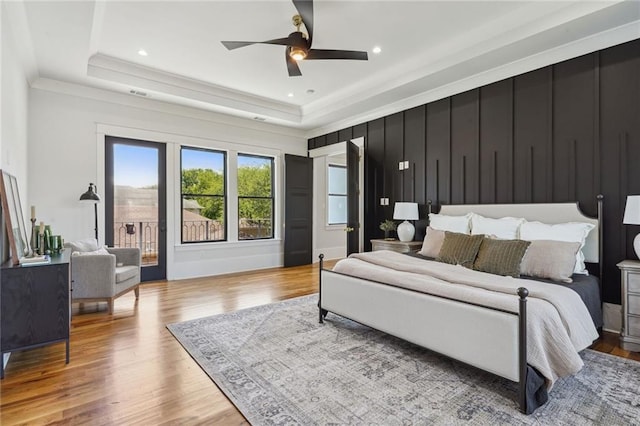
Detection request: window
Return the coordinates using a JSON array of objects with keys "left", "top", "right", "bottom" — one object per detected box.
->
[
  {"left": 327, "top": 164, "right": 347, "bottom": 225},
  {"left": 238, "top": 154, "right": 274, "bottom": 240},
  {"left": 181, "top": 147, "right": 226, "bottom": 243}
]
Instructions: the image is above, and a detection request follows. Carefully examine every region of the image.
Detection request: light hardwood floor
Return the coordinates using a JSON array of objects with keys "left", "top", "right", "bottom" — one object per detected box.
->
[{"left": 1, "top": 260, "right": 637, "bottom": 425}]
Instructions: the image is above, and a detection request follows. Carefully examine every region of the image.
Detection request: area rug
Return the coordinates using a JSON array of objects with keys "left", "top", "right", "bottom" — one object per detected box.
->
[{"left": 167, "top": 295, "right": 640, "bottom": 425}]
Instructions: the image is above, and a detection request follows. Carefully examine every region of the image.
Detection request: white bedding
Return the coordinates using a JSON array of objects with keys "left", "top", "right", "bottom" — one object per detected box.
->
[{"left": 332, "top": 250, "right": 599, "bottom": 386}]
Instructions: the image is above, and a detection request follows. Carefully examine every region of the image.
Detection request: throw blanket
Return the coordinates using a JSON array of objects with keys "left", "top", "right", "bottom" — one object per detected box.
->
[{"left": 333, "top": 250, "right": 599, "bottom": 387}]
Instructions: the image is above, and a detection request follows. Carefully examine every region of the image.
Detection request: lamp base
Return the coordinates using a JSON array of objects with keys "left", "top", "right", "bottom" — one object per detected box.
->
[
  {"left": 635, "top": 233, "right": 640, "bottom": 260},
  {"left": 397, "top": 220, "right": 415, "bottom": 242}
]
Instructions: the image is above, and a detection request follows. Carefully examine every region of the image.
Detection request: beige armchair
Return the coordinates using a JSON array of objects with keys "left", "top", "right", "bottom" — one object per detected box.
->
[{"left": 69, "top": 246, "right": 141, "bottom": 314}]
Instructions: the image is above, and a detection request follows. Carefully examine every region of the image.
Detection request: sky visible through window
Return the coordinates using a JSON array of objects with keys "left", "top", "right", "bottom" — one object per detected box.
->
[
  {"left": 114, "top": 145, "right": 268, "bottom": 188},
  {"left": 114, "top": 144, "right": 158, "bottom": 188}
]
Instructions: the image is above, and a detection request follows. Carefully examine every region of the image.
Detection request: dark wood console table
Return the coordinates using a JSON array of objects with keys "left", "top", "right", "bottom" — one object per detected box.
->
[{"left": 1, "top": 251, "right": 70, "bottom": 378}]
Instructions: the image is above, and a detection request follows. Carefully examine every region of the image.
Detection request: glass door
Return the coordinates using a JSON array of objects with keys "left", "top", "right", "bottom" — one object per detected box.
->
[{"left": 105, "top": 136, "right": 166, "bottom": 281}]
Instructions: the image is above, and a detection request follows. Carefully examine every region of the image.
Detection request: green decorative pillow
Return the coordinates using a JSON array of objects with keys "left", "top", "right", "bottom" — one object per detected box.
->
[
  {"left": 436, "top": 232, "right": 484, "bottom": 269},
  {"left": 473, "top": 237, "right": 531, "bottom": 277}
]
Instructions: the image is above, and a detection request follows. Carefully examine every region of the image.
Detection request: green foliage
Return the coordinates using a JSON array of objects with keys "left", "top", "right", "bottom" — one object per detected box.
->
[
  {"left": 379, "top": 220, "right": 397, "bottom": 232},
  {"left": 238, "top": 164, "right": 272, "bottom": 221},
  {"left": 181, "top": 165, "right": 273, "bottom": 223},
  {"left": 182, "top": 168, "right": 224, "bottom": 220}
]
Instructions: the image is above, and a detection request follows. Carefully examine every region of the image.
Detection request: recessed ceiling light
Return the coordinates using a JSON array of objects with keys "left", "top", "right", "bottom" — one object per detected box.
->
[
  {"left": 138, "top": 49, "right": 148, "bottom": 57},
  {"left": 287, "top": 93, "right": 294, "bottom": 97},
  {"left": 372, "top": 46, "right": 382, "bottom": 54}
]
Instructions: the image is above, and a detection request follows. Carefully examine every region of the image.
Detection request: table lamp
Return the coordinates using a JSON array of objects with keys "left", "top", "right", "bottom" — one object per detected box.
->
[
  {"left": 623, "top": 195, "right": 640, "bottom": 259},
  {"left": 393, "top": 202, "right": 419, "bottom": 242}
]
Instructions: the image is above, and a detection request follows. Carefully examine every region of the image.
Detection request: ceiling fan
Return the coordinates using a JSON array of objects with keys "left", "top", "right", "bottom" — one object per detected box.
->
[{"left": 221, "top": 0, "right": 368, "bottom": 77}]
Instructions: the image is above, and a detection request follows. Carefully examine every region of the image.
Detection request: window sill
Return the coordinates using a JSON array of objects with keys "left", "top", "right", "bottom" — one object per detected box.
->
[{"left": 175, "top": 239, "right": 282, "bottom": 251}]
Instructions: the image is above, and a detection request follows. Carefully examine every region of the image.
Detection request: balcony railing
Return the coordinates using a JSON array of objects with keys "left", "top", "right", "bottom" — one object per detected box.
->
[
  {"left": 114, "top": 221, "right": 158, "bottom": 265},
  {"left": 114, "top": 219, "right": 272, "bottom": 263}
]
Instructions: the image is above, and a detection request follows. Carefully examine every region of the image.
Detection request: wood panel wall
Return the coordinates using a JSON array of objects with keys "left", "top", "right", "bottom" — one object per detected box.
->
[{"left": 308, "top": 39, "right": 640, "bottom": 304}]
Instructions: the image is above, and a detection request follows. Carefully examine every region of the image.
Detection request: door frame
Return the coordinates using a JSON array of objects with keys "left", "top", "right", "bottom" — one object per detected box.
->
[
  {"left": 309, "top": 137, "right": 364, "bottom": 259},
  {"left": 105, "top": 136, "right": 167, "bottom": 281}
]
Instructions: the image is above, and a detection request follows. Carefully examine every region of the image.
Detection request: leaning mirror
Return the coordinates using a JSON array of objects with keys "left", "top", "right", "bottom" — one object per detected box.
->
[{"left": 0, "top": 170, "right": 30, "bottom": 264}]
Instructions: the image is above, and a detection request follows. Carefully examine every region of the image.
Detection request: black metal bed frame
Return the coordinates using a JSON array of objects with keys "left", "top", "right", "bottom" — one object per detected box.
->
[{"left": 317, "top": 195, "right": 604, "bottom": 415}]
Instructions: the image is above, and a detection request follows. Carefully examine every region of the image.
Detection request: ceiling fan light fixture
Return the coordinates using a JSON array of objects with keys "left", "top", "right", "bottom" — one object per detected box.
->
[{"left": 289, "top": 47, "right": 307, "bottom": 61}]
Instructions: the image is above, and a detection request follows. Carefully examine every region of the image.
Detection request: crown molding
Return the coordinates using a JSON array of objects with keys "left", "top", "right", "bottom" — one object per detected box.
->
[
  {"left": 87, "top": 53, "right": 303, "bottom": 124},
  {"left": 305, "top": 16, "right": 640, "bottom": 138},
  {"left": 30, "top": 77, "right": 307, "bottom": 139}
]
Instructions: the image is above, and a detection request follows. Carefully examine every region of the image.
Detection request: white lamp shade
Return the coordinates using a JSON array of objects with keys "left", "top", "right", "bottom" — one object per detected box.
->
[
  {"left": 623, "top": 196, "right": 640, "bottom": 225},
  {"left": 393, "top": 202, "right": 419, "bottom": 220}
]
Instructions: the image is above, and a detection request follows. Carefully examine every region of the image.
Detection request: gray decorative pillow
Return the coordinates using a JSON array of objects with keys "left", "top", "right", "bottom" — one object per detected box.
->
[
  {"left": 436, "top": 232, "right": 484, "bottom": 269},
  {"left": 418, "top": 226, "right": 445, "bottom": 258},
  {"left": 520, "top": 240, "right": 580, "bottom": 283},
  {"left": 473, "top": 237, "right": 531, "bottom": 278}
]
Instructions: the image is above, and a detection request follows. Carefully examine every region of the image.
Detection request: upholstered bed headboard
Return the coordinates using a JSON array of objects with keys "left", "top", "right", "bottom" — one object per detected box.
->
[{"left": 437, "top": 200, "right": 601, "bottom": 264}]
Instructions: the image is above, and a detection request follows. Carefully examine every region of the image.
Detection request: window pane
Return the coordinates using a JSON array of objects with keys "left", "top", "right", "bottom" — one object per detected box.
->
[
  {"left": 113, "top": 144, "right": 159, "bottom": 265},
  {"left": 328, "top": 166, "right": 347, "bottom": 195},
  {"left": 182, "top": 196, "right": 225, "bottom": 242},
  {"left": 238, "top": 155, "right": 272, "bottom": 197},
  {"left": 239, "top": 198, "right": 273, "bottom": 239},
  {"left": 181, "top": 149, "right": 225, "bottom": 196},
  {"left": 181, "top": 147, "right": 226, "bottom": 243},
  {"left": 328, "top": 195, "right": 347, "bottom": 224}
]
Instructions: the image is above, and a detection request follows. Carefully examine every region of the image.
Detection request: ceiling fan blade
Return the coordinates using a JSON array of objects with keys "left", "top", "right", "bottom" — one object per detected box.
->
[
  {"left": 306, "top": 49, "right": 368, "bottom": 61},
  {"left": 292, "top": 0, "right": 313, "bottom": 46},
  {"left": 221, "top": 37, "right": 291, "bottom": 51},
  {"left": 286, "top": 48, "right": 302, "bottom": 77}
]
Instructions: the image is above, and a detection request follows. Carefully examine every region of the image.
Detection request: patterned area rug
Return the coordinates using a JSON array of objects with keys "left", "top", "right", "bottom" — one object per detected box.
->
[{"left": 167, "top": 295, "right": 640, "bottom": 425}]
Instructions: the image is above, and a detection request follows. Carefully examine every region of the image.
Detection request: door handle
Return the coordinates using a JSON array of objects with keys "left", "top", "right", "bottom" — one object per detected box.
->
[{"left": 344, "top": 227, "right": 355, "bottom": 232}]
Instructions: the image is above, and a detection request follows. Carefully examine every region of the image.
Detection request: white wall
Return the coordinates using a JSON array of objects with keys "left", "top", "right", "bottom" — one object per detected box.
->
[
  {"left": 1, "top": 3, "right": 30, "bottom": 208},
  {"left": 28, "top": 85, "right": 307, "bottom": 280}
]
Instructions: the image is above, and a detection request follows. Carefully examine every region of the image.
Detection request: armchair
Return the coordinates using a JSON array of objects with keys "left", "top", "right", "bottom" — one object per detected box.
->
[{"left": 70, "top": 247, "right": 141, "bottom": 314}]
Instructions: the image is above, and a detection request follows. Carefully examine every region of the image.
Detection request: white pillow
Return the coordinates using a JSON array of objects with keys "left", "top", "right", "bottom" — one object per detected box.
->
[
  {"left": 519, "top": 221, "right": 595, "bottom": 275},
  {"left": 68, "top": 238, "right": 99, "bottom": 253},
  {"left": 470, "top": 214, "right": 525, "bottom": 240},
  {"left": 72, "top": 246, "right": 111, "bottom": 256},
  {"left": 428, "top": 213, "right": 471, "bottom": 234}
]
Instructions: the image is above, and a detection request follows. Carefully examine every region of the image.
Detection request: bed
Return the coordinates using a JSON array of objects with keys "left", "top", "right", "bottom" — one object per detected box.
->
[{"left": 318, "top": 197, "right": 603, "bottom": 414}]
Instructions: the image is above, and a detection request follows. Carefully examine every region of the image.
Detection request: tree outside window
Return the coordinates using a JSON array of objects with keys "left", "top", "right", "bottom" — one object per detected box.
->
[
  {"left": 238, "top": 154, "right": 274, "bottom": 240},
  {"left": 181, "top": 147, "right": 226, "bottom": 242}
]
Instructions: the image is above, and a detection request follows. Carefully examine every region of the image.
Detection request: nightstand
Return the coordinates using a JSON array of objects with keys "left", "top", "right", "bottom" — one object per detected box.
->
[
  {"left": 371, "top": 239, "right": 422, "bottom": 254},
  {"left": 617, "top": 260, "right": 640, "bottom": 352}
]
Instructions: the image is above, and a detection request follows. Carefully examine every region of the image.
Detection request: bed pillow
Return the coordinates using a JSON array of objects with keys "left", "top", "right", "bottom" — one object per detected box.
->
[
  {"left": 520, "top": 240, "right": 581, "bottom": 283},
  {"left": 428, "top": 213, "right": 471, "bottom": 234},
  {"left": 473, "top": 237, "right": 531, "bottom": 278},
  {"left": 470, "top": 214, "right": 525, "bottom": 240},
  {"left": 418, "top": 226, "right": 445, "bottom": 258},
  {"left": 436, "top": 232, "right": 484, "bottom": 269},
  {"left": 519, "top": 221, "right": 595, "bottom": 275}
]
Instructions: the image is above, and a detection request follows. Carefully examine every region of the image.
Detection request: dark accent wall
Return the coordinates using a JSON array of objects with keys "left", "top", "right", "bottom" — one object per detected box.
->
[{"left": 309, "top": 39, "right": 640, "bottom": 304}]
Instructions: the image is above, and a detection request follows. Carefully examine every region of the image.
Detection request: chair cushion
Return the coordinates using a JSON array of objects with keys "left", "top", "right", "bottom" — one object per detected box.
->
[{"left": 115, "top": 265, "right": 138, "bottom": 283}]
